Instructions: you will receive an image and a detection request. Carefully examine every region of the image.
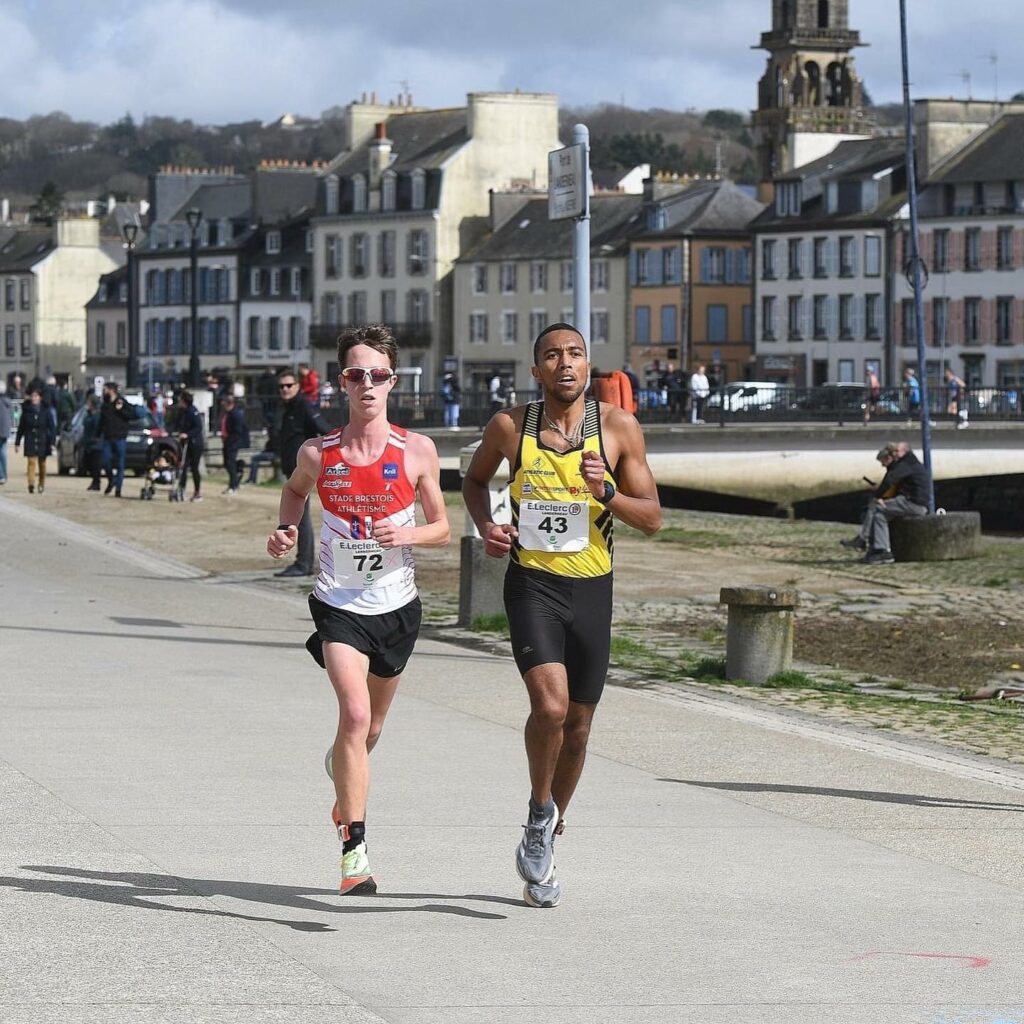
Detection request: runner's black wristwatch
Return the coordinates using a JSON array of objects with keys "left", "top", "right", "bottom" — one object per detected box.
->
[
  {"left": 596, "top": 481, "right": 615, "bottom": 505},
  {"left": 277, "top": 523, "right": 294, "bottom": 531}
]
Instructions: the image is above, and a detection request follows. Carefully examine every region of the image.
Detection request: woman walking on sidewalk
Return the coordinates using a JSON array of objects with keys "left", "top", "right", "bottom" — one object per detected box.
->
[
  {"left": 266, "top": 324, "right": 449, "bottom": 894},
  {"left": 14, "top": 387, "right": 55, "bottom": 494}
]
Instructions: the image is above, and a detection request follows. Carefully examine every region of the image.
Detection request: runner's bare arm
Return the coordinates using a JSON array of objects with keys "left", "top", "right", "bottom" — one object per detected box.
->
[
  {"left": 461, "top": 411, "right": 519, "bottom": 557},
  {"left": 373, "top": 433, "right": 450, "bottom": 549},
  {"left": 580, "top": 407, "right": 661, "bottom": 536},
  {"left": 266, "top": 439, "right": 320, "bottom": 557}
]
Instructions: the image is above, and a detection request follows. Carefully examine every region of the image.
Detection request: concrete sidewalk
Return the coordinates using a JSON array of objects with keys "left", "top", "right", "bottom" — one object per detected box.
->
[{"left": 2, "top": 496, "right": 1024, "bottom": 1024}]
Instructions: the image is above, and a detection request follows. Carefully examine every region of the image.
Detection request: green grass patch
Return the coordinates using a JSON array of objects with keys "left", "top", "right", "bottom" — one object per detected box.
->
[
  {"left": 690, "top": 655, "right": 727, "bottom": 682},
  {"left": 763, "top": 670, "right": 855, "bottom": 693},
  {"left": 610, "top": 635, "right": 650, "bottom": 659},
  {"left": 469, "top": 613, "right": 509, "bottom": 635}
]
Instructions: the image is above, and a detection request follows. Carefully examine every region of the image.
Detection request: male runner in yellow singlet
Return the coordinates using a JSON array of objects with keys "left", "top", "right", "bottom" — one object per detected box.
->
[
  {"left": 267, "top": 324, "right": 449, "bottom": 894},
  {"left": 463, "top": 322, "right": 661, "bottom": 907}
]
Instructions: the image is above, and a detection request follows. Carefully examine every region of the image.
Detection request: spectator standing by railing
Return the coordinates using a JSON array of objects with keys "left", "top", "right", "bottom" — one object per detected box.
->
[
  {"left": 945, "top": 368, "right": 968, "bottom": 429},
  {"left": 82, "top": 395, "right": 103, "bottom": 490},
  {"left": 903, "top": 368, "right": 921, "bottom": 424},
  {"left": 441, "top": 372, "right": 461, "bottom": 428},
  {"left": 689, "top": 364, "right": 710, "bottom": 424}
]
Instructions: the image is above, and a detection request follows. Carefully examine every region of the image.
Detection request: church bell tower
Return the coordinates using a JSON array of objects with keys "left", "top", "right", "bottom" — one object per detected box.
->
[{"left": 752, "top": 0, "right": 871, "bottom": 183}]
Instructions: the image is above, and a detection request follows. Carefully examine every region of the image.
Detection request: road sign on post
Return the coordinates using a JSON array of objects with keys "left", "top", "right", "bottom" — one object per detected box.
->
[
  {"left": 548, "top": 126, "right": 592, "bottom": 341},
  {"left": 548, "top": 142, "right": 588, "bottom": 222}
]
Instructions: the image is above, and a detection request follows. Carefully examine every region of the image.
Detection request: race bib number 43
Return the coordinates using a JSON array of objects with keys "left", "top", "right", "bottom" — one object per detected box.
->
[
  {"left": 518, "top": 500, "right": 590, "bottom": 552},
  {"left": 331, "top": 539, "right": 405, "bottom": 589}
]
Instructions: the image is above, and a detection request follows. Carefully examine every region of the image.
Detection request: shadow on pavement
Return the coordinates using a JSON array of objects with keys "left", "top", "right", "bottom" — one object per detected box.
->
[
  {"left": 659, "top": 779, "right": 1024, "bottom": 812},
  {"left": 3, "top": 866, "right": 518, "bottom": 930},
  {"left": 1, "top": 624, "right": 302, "bottom": 652}
]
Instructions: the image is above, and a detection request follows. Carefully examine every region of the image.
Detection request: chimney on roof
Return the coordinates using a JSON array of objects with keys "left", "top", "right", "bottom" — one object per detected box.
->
[{"left": 368, "top": 122, "right": 392, "bottom": 191}]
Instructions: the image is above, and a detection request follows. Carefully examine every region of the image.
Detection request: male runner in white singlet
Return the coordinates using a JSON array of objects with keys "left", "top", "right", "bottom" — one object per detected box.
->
[
  {"left": 267, "top": 324, "right": 449, "bottom": 894},
  {"left": 463, "top": 323, "right": 661, "bottom": 908}
]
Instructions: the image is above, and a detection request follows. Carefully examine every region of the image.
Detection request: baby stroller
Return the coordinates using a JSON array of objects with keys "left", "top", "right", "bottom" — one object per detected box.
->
[{"left": 139, "top": 447, "right": 181, "bottom": 501}]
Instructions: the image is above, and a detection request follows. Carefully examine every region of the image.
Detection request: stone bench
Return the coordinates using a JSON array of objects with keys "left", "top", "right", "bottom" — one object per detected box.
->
[
  {"left": 889, "top": 511, "right": 982, "bottom": 562},
  {"left": 719, "top": 586, "right": 799, "bottom": 685}
]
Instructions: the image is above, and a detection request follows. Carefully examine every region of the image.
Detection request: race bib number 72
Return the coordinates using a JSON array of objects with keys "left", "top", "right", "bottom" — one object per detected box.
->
[
  {"left": 518, "top": 499, "right": 590, "bottom": 553},
  {"left": 331, "top": 538, "right": 405, "bottom": 589}
]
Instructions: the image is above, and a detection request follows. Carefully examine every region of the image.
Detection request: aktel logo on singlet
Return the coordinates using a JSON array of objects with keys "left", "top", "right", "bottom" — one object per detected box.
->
[
  {"left": 382, "top": 463, "right": 399, "bottom": 480},
  {"left": 325, "top": 465, "right": 350, "bottom": 477}
]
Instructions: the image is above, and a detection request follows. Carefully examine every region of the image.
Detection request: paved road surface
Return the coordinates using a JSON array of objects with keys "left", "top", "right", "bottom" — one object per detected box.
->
[{"left": 2, "top": 497, "right": 1024, "bottom": 1024}]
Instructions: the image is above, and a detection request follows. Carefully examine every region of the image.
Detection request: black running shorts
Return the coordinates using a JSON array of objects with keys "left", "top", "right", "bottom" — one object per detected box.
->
[
  {"left": 308, "top": 595, "right": 422, "bottom": 678},
  {"left": 503, "top": 561, "right": 613, "bottom": 705}
]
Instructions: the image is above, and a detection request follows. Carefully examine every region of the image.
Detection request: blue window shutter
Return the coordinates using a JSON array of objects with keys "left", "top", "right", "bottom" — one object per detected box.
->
[
  {"left": 628, "top": 250, "right": 638, "bottom": 286},
  {"left": 700, "top": 248, "right": 711, "bottom": 283}
]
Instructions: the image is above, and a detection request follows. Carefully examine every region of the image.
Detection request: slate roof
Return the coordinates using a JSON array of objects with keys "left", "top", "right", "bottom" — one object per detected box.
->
[
  {"left": 325, "top": 108, "right": 468, "bottom": 177},
  {"left": 244, "top": 214, "right": 312, "bottom": 268},
  {"left": 753, "top": 137, "right": 906, "bottom": 229},
  {"left": 642, "top": 180, "right": 765, "bottom": 238},
  {"left": 928, "top": 113, "right": 1024, "bottom": 184},
  {"left": 0, "top": 228, "right": 54, "bottom": 272},
  {"left": 85, "top": 264, "right": 128, "bottom": 309},
  {"left": 167, "top": 181, "right": 252, "bottom": 225},
  {"left": 459, "top": 194, "right": 644, "bottom": 263}
]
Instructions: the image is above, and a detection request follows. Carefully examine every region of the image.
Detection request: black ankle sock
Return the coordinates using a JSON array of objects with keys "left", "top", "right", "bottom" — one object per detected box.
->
[{"left": 343, "top": 820, "right": 366, "bottom": 853}]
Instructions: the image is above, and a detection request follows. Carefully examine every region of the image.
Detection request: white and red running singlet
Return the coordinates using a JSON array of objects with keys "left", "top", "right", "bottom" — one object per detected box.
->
[{"left": 312, "top": 425, "right": 418, "bottom": 614}]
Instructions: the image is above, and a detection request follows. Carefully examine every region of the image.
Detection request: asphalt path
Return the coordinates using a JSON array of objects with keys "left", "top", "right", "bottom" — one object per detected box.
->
[{"left": 2, "top": 496, "right": 1024, "bottom": 1024}]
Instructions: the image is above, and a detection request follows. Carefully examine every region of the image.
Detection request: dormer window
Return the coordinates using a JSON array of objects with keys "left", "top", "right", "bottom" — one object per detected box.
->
[
  {"left": 352, "top": 174, "right": 367, "bottom": 213},
  {"left": 411, "top": 169, "right": 426, "bottom": 210},
  {"left": 266, "top": 230, "right": 281, "bottom": 254},
  {"left": 219, "top": 218, "right": 231, "bottom": 245},
  {"left": 325, "top": 174, "right": 340, "bottom": 215},
  {"left": 775, "top": 181, "right": 801, "bottom": 217},
  {"left": 825, "top": 181, "right": 838, "bottom": 214},
  {"left": 305, "top": 230, "right": 314, "bottom": 253},
  {"left": 382, "top": 171, "right": 397, "bottom": 211}
]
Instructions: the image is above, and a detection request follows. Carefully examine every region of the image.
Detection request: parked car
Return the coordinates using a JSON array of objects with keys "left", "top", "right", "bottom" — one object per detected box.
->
[
  {"left": 56, "top": 404, "right": 179, "bottom": 476},
  {"left": 792, "top": 383, "right": 901, "bottom": 415},
  {"left": 706, "top": 381, "right": 782, "bottom": 412}
]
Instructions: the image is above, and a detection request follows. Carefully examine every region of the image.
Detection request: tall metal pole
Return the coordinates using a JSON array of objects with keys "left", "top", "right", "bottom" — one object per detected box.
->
[
  {"left": 899, "top": 0, "right": 935, "bottom": 512},
  {"left": 572, "top": 123, "right": 591, "bottom": 341},
  {"left": 121, "top": 223, "right": 138, "bottom": 389},
  {"left": 186, "top": 208, "right": 203, "bottom": 388}
]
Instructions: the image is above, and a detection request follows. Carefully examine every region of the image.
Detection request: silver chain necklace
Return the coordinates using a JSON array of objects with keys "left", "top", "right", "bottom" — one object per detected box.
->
[{"left": 542, "top": 406, "right": 584, "bottom": 448}]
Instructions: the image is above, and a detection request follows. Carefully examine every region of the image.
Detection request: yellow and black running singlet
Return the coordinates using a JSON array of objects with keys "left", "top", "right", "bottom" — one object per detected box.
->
[{"left": 509, "top": 399, "right": 614, "bottom": 578}]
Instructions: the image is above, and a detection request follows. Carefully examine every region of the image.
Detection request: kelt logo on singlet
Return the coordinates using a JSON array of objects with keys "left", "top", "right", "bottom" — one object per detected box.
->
[{"left": 382, "top": 463, "right": 398, "bottom": 480}]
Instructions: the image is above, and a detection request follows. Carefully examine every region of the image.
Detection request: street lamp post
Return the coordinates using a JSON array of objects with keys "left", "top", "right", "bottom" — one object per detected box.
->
[
  {"left": 186, "top": 208, "right": 203, "bottom": 388},
  {"left": 121, "top": 222, "right": 139, "bottom": 389}
]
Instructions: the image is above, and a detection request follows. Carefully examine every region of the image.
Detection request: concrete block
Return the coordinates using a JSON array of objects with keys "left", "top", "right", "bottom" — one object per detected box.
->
[
  {"left": 890, "top": 511, "right": 982, "bottom": 562},
  {"left": 457, "top": 535, "right": 507, "bottom": 627},
  {"left": 719, "top": 586, "right": 799, "bottom": 685}
]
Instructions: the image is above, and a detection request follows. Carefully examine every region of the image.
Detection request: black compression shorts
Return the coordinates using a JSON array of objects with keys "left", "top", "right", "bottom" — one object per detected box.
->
[
  {"left": 308, "top": 595, "right": 422, "bottom": 678},
  {"left": 503, "top": 561, "right": 612, "bottom": 705}
]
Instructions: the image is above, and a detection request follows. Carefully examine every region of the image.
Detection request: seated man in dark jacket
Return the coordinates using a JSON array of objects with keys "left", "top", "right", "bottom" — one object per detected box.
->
[{"left": 841, "top": 442, "right": 929, "bottom": 564}]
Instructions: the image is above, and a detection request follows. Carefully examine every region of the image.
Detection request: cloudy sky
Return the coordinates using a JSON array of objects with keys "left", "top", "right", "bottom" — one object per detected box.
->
[{"left": 0, "top": 0, "right": 1017, "bottom": 124}]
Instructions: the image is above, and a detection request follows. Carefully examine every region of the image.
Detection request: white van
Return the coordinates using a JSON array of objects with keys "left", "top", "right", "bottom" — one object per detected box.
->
[{"left": 705, "top": 381, "right": 781, "bottom": 412}]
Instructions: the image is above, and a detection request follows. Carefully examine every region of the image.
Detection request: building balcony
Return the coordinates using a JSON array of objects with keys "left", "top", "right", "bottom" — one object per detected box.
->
[{"left": 309, "top": 321, "right": 434, "bottom": 350}]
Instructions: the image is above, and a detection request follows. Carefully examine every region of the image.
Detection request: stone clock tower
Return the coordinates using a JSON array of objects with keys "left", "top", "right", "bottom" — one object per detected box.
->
[{"left": 752, "top": 0, "right": 872, "bottom": 184}]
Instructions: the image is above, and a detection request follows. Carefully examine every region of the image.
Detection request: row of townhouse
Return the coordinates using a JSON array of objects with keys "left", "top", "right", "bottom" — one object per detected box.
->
[
  {"left": 450, "top": 179, "right": 764, "bottom": 394},
  {"left": 752, "top": 106, "right": 1024, "bottom": 392},
  {"left": 82, "top": 92, "right": 560, "bottom": 395},
  {"left": 74, "top": 95, "right": 1024, "bottom": 403}
]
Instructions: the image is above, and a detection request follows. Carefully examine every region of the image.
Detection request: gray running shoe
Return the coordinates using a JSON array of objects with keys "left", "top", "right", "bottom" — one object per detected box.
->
[
  {"left": 324, "top": 744, "right": 334, "bottom": 781},
  {"left": 516, "top": 798, "right": 559, "bottom": 884},
  {"left": 523, "top": 873, "right": 561, "bottom": 908}
]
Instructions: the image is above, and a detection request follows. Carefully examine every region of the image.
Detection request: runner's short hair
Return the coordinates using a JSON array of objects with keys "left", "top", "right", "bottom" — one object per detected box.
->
[
  {"left": 533, "top": 322, "right": 586, "bottom": 365},
  {"left": 337, "top": 324, "right": 398, "bottom": 370}
]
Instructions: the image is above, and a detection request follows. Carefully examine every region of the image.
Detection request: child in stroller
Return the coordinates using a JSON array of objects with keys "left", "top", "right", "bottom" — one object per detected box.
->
[{"left": 140, "top": 449, "right": 180, "bottom": 501}]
